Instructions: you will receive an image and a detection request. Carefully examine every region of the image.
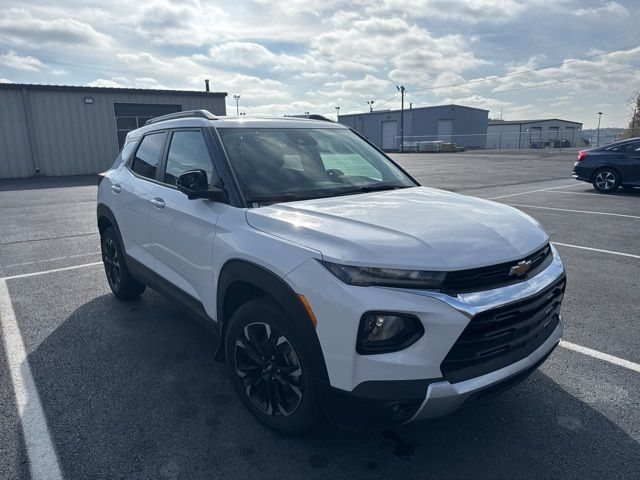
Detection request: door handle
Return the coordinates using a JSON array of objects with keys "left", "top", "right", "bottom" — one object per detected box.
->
[
  {"left": 110, "top": 184, "right": 122, "bottom": 194},
  {"left": 150, "top": 197, "right": 165, "bottom": 209}
]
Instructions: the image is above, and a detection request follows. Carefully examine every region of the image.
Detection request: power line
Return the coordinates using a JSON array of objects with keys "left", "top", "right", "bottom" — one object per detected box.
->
[
  {"left": 372, "top": 92, "right": 400, "bottom": 110},
  {"left": 474, "top": 64, "right": 640, "bottom": 96},
  {"left": 407, "top": 42, "right": 640, "bottom": 93}
]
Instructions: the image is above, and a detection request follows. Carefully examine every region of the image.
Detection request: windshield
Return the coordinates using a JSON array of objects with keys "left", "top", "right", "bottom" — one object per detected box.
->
[{"left": 217, "top": 127, "right": 417, "bottom": 205}]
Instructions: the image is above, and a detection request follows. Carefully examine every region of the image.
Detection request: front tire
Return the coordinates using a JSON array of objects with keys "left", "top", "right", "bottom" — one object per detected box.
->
[
  {"left": 592, "top": 168, "right": 620, "bottom": 193},
  {"left": 225, "top": 297, "right": 321, "bottom": 434},
  {"left": 101, "top": 226, "right": 146, "bottom": 299}
]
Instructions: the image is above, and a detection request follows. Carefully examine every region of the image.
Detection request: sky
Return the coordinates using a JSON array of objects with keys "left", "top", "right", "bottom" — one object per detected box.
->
[{"left": 0, "top": 0, "right": 638, "bottom": 129}]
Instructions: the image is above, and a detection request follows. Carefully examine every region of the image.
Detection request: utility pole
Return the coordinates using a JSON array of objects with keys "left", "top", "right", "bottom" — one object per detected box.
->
[
  {"left": 335, "top": 106, "right": 340, "bottom": 119},
  {"left": 396, "top": 85, "right": 405, "bottom": 152},
  {"left": 366, "top": 100, "right": 374, "bottom": 112},
  {"left": 596, "top": 111, "right": 603, "bottom": 146},
  {"left": 233, "top": 94, "right": 241, "bottom": 116}
]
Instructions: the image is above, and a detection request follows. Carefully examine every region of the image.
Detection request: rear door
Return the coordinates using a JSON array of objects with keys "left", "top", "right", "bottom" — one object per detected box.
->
[
  {"left": 606, "top": 141, "right": 640, "bottom": 184},
  {"left": 119, "top": 130, "right": 167, "bottom": 271},
  {"left": 148, "top": 128, "right": 225, "bottom": 313},
  {"left": 624, "top": 141, "right": 640, "bottom": 183}
]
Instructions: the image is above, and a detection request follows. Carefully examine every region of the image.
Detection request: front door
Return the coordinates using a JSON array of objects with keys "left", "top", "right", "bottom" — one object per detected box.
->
[{"left": 148, "top": 129, "right": 224, "bottom": 315}]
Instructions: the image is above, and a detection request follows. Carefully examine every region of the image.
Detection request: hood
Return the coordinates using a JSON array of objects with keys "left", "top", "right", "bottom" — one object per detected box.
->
[{"left": 245, "top": 187, "right": 549, "bottom": 271}]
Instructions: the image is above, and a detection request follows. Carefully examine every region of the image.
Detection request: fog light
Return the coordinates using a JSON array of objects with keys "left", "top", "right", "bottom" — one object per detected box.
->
[{"left": 357, "top": 312, "right": 424, "bottom": 354}]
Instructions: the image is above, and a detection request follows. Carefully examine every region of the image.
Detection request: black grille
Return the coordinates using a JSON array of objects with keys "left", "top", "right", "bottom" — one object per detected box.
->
[
  {"left": 441, "top": 275, "right": 565, "bottom": 384},
  {"left": 442, "top": 244, "right": 553, "bottom": 294}
]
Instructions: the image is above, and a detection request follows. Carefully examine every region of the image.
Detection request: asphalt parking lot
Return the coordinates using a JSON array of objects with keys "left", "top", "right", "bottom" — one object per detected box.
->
[{"left": 1, "top": 150, "right": 639, "bottom": 480}]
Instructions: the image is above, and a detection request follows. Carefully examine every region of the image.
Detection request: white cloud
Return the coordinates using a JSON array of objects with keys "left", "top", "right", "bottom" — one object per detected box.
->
[
  {"left": 87, "top": 78, "right": 125, "bottom": 88},
  {"left": 0, "top": 8, "right": 110, "bottom": 47},
  {"left": 378, "top": 0, "right": 526, "bottom": 24},
  {"left": 0, "top": 50, "right": 44, "bottom": 71},
  {"left": 573, "top": 1, "right": 628, "bottom": 17}
]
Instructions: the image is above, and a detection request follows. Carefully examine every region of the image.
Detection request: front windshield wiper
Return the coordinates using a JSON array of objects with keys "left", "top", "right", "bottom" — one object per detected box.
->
[
  {"left": 246, "top": 185, "right": 413, "bottom": 206},
  {"left": 333, "top": 184, "right": 412, "bottom": 196},
  {"left": 245, "top": 193, "right": 316, "bottom": 206}
]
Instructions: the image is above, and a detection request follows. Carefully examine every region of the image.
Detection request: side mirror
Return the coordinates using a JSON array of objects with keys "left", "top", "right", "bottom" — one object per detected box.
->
[{"left": 176, "top": 170, "right": 225, "bottom": 202}]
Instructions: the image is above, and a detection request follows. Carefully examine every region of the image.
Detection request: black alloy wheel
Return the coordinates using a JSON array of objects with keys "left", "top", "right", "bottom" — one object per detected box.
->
[
  {"left": 100, "top": 226, "right": 145, "bottom": 299},
  {"left": 234, "top": 322, "right": 303, "bottom": 416},
  {"left": 225, "top": 297, "right": 321, "bottom": 433},
  {"left": 102, "top": 235, "right": 121, "bottom": 290}
]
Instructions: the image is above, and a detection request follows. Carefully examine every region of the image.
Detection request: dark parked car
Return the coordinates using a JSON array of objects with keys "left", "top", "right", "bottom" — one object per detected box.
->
[{"left": 573, "top": 138, "right": 640, "bottom": 193}]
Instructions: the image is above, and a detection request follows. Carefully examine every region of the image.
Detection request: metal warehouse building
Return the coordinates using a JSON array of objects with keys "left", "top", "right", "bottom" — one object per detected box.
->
[
  {"left": 0, "top": 83, "right": 227, "bottom": 179},
  {"left": 338, "top": 104, "right": 489, "bottom": 151},
  {"left": 487, "top": 119, "right": 583, "bottom": 149}
]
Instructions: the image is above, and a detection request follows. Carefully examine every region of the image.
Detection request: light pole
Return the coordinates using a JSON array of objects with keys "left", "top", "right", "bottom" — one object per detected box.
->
[
  {"left": 233, "top": 94, "right": 241, "bottom": 116},
  {"left": 366, "top": 100, "right": 374, "bottom": 112},
  {"left": 335, "top": 106, "right": 340, "bottom": 119},
  {"left": 396, "top": 85, "right": 405, "bottom": 152},
  {"left": 596, "top": 112, "right": 603, "bottom": 146}
]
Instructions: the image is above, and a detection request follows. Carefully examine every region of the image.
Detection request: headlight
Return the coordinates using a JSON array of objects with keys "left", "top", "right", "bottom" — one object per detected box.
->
[
  {"left": 319, "top": 260, "right": 446, "bottom": 289},
  {"left": 357, "top": 312, "right": 424, "bottom": 354}
]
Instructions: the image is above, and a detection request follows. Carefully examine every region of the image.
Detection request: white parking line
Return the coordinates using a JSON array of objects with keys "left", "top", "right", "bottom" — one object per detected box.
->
[
  {"left": 4, "top": 252, "right": 101, "bottom": 269},
  {"left": 0, "top": 279, "right": 64, "bottom": 480},
  {"left": 1, "top": 262, "right": 102, "bottom": 281},
  {"left": 545, "top": 190, "right": 613, "bottom": 198},
  {"left": 560, "top": 341, "right": 640, "bottom": 374},
  {"left": 552, "top": 242, "right": 640, "bottom": 259},
  {"left": 487, "top": 183, "right": 584, "bottom": 200},
  {"left": 507, "top": 203, "right": 640, "bottom": 220}
]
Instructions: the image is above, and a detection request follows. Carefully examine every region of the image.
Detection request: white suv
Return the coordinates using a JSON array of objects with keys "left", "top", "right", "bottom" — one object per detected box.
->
[{"left": 97, "top": 110, "right": 566, "bottom": 433}]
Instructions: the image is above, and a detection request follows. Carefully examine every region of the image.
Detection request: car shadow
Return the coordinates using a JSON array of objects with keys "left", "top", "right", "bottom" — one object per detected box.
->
[
  {"left": 28, "top": 292, "right": 639, "bottom": 479},
  {"left": 575, "top": 185, "right": 640, "bottom": 197}
]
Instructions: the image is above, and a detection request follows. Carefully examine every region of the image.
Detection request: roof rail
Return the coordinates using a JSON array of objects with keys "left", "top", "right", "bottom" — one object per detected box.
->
[
  {"left": 144, "top": 109, "right": 217, "bottom": 126},
  {"left": 307, "top": 114, "right": 335, "bottom": 122}
]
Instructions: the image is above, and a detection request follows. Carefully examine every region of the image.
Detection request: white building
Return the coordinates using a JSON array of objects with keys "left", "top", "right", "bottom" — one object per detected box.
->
[{"left": 487, "top": 119, "right": 583, "bottom": 149}]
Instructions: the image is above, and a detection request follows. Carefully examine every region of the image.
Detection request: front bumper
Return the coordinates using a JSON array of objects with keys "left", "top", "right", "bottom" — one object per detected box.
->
[
  {"left": 286, "top": 245, "right": 566, "bottom": 427},
  {"left": 409, "top": 321, "right": 562, "bottom": 422},
  {"left": 317, "top": 322, "right": 561, "bottom": 427}
]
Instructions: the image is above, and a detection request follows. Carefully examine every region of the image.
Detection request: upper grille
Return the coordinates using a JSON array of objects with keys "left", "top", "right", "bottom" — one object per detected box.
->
[
  {"left": 442, "top": 244, "right": 552, "bottom": 294},
  {"left": 440, "top": 274, "right": 565, "bottom": 384}
]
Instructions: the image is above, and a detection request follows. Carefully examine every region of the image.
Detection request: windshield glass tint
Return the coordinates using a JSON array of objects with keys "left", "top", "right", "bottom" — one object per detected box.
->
[{"left": 217, "top": 128, "right": 415, "bottom": 202}]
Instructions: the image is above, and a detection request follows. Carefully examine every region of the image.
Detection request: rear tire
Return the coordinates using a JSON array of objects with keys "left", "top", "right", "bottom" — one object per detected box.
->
[
  {"left": 101, "top": 226, "right": 146, "bottom": 299},
  {"left": 225, "top": 297, "right": 321, "bottom": 434},
  {"left": 592, "top": 168, "right": 620, "bottom": 193}
]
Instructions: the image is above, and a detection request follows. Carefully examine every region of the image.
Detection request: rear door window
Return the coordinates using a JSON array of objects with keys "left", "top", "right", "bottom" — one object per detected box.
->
[{"left": 131, "top": 132, "right": 166, "bottom": 180}]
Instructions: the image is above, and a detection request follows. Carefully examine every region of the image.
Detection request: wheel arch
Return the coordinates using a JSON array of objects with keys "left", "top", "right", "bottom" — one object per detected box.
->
[
  {"left": 216, "top": 259, "right": 329, "bottom": 383},
  {"left": 590, "top": 164, "right": 623, "bottom": 183},
  {"left": 97, "top": 203, "right": 125, "bottom": 247}
]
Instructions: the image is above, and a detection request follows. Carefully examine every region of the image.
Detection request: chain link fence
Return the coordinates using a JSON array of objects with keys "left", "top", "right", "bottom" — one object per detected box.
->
[{"left": 390, "top": 130, "right": 631, "bottom": 153}]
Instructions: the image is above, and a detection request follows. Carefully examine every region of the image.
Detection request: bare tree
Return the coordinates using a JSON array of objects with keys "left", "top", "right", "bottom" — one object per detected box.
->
[{"left": 622, "top": 90, "right": 640, "bottom": 139}]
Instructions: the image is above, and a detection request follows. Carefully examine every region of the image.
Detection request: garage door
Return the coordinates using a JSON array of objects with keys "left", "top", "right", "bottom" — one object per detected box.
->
[
  {"left": 381, "top": 121, "right": 398, "bottom": 150},
  {"left": 437, "top": 119, "right": 453, "bottom": 142}
]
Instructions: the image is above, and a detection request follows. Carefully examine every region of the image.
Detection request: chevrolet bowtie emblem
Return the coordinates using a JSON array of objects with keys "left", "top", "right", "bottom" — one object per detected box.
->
[{"left": 509, "top": 260, "right": 531, "bottom": 277}]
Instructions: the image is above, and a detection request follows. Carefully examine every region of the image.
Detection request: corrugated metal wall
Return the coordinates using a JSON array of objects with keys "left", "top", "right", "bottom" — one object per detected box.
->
[
  {"left": 339, "top": 106, "right": 489, "bottom": 150},
  {"left": 0, "top": 89, "right": 34, "bottom": 178},
  {"left": 0, "top": 89, "right": 226, "bottom": 178}
]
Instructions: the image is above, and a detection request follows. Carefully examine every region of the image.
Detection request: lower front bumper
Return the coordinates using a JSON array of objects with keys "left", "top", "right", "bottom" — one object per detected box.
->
[
  {"left": 409, "top": 320, "right": 562, "bottom": 422},
  {"left": 319, "top": 321, "right": 562, "bottom": 428}
]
